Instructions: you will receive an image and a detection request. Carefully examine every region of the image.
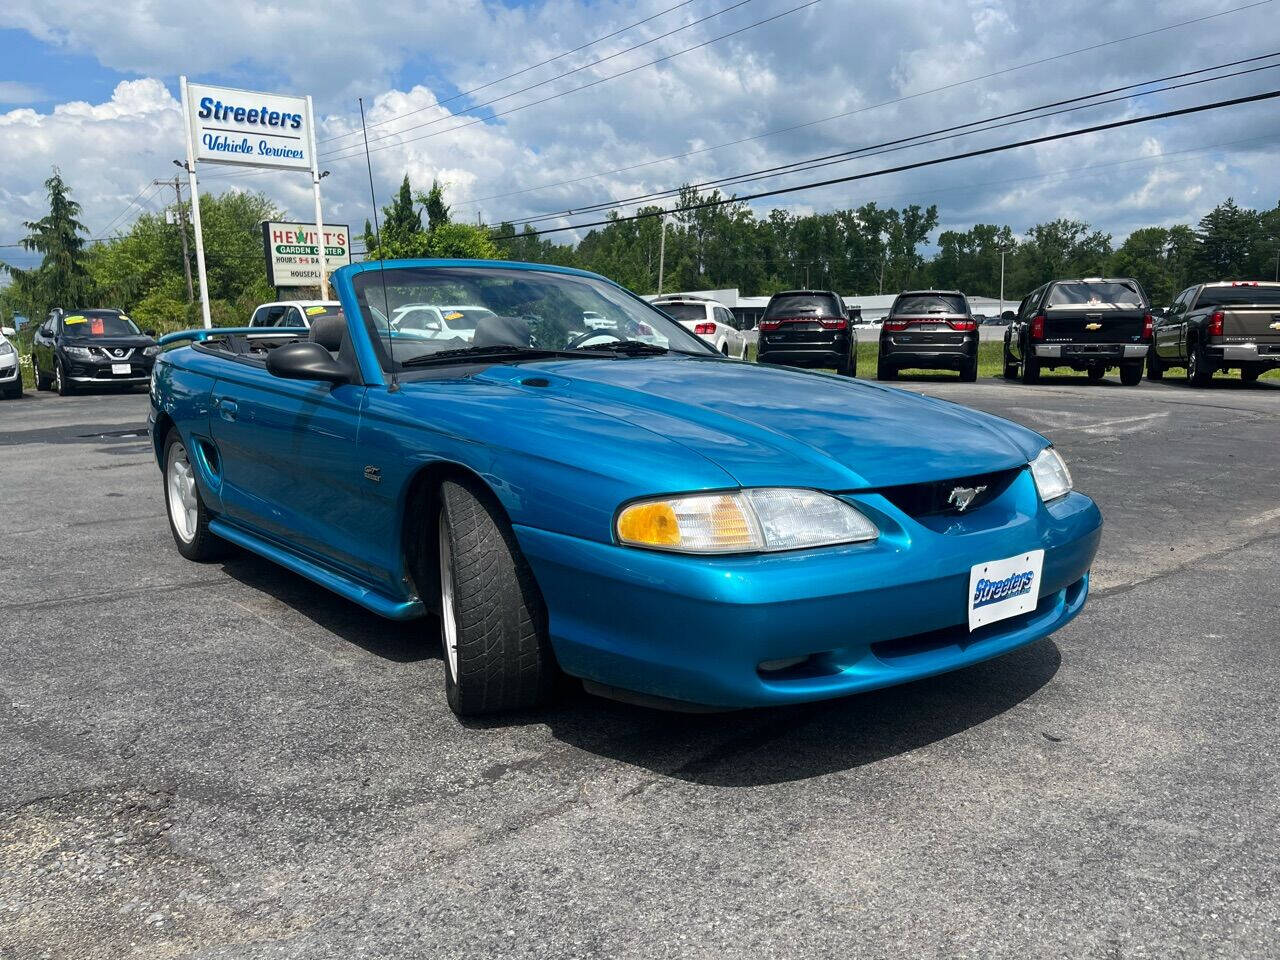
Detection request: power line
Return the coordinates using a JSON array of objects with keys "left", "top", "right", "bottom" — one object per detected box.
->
[
  {"left": 320, "top": 0, "right": 739, "bottom": 149},
  {"left": 455, "top": 0, "right": 1276, "bottom": 208},
  {"left": 196, "top": 0, "right": 1271, "bottom": 188},
  {"left": 493, "top": 88, "right": 1280, "bottom": 239},
  {"left": 317, "top": 0, "right": 823, "bottom": 165},
  {"left": 504, "top": 54, "right": 1280, "bottom": 227}
]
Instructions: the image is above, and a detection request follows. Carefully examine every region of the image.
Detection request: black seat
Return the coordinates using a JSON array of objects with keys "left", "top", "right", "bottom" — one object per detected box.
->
[{"left": 310, "top": 314, "right": 346, "bottom": 352}]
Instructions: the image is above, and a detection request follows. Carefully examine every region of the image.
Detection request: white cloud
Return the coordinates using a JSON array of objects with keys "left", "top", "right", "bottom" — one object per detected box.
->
[
  {"left": 2, "top": 0, "right": 1279, "bottom": 263},
  {"left": 0, "top": 81, "right": 45, "bottom": 104}
]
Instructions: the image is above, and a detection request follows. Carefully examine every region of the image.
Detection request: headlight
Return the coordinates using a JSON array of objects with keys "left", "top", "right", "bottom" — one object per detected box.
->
[
  {"left": 64, "top": 346, "right": 93, "bottom": 359},
  {"left": 143, "top": 345, "right": 161, "bottom": 357},
  {"left": 1030, "top": 447, "right": 1072, "bottom": 502},
  {"left": 0, "top": 341, "right": 14, "bottom": 358},
  {"left": 616, "top": 488, "right": 878, "bottom": 554}
]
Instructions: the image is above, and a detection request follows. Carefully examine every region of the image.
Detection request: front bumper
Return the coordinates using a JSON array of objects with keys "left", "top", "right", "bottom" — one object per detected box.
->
[
  {"left": 1035, "top": 344, "right": 1147, "bottom": 360},
  {"left": 66, "top": 357, "right": 154, "bottom": 384},
  {"left": 516, "top": 471, "right": 1102, "bottom": 709}
]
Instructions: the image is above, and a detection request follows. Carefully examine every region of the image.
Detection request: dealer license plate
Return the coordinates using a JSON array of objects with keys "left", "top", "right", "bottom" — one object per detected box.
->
[
  {"left": 968, "top": 549, "right": 1044, "bottom": 630},
  {"left": 112, "top": 363, "right": 131, "bottom": 375}
]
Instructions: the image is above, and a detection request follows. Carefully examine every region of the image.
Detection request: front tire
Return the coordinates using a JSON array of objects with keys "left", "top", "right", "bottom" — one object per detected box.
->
[
  {"left": 437, "top": 479, "right": 556, "bottom": 716},
  {"left": 54, "top": 361, "right": 75, "bottom": 396},
  {"left": 163, "top": 431, "right": 227, "bottom": 562}
]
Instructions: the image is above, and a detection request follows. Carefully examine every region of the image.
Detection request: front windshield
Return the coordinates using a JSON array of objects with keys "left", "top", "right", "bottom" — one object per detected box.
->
[
  {"left": 62, "top": 311, "right": 141, "bottom": 337},
  {"left": 353, "top": 266, "right": 715, "bottom": 370}
]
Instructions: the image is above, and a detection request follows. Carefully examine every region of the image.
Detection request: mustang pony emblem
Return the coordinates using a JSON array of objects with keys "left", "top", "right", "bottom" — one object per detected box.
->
[
  {"left": 948, "top": 485, "right": 988, "bottom": 512},
  {"left": 1084, "top": 322, "right": 1102, "bottom": 331}
]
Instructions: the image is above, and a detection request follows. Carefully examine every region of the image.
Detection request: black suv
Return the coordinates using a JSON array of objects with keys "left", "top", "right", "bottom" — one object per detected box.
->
[
  {"left": 876, "top": 290, "right": 977, "bottom": 381},
  {"left": 756, "top": 290, "right": 856, "bottom": 376},
  {"left": 31, "top": 308, "right": 159, "bottom": 395},
  {"left": 1004, "top": 278, "right": 1150, "bottom": 386}
]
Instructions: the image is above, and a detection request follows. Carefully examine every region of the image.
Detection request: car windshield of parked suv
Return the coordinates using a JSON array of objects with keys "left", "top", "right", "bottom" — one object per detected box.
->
[
  {"left": 764, "top": 294, "right": 842, "bottom": 318},
  {"left": 352, "top": 266, "right": 715, "bottom": 370},
  {"left": 62, "top": 311, "right": 140, "bottom": 337},
  {"left": 891, "top": 294, "right": 968, "bottom": 315},
  {"left": 653, "top": 302, "right": 708, "bottom": 322},
  {"left": 1194, "top": 285, "right": 1280, "bottom": 308},
  {"left": 1046, "top": 281, "right": 1144, "bottom": 307}
]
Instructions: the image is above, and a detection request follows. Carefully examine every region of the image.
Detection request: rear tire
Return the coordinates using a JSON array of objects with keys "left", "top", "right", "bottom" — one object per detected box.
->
[
  {"left": 1146, "top": 347, "right": 1165, "bottom": 381},
  {"left": 1020, "top": 352, "right": 1040, "bottom": 384},
  {"left": 33, "top": 359, "right": 51, "bottom": 391},
  {"left": 959, "top": 358, "right": 978, "bottom": 382},
  {"left": 1187, "top": 341, "right": 1213, "bottom": 387},
  {"left": 1119, "top": 362, "right": 1143, "bottom": 386},
  {"left": 163, "top": 431, "right": 228, "bottom": 562},
  {"left": 836, "top": 350, "right": 856, "bottom": 377},
  {"left": 876, "top": 358, "right": 896, "bottom": 381},
  {"left": 437, "top": 479, "right": 556, "bottom": 717}
]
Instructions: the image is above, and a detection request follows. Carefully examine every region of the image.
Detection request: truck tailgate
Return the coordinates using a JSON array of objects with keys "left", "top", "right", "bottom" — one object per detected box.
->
[
  {"left": 1221, "top": 306, "right": 1280, "bottom": 343},
  {"left": 1042, "top": 308, "right": 1146, "bottom": 343}
]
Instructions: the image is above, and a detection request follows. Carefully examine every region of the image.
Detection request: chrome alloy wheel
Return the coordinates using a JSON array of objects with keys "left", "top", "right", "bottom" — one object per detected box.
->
[
  {"left": 166, "top": 443, "right": 199, "bottom": 543},
  {"left": 438, "top": 513, "right": 459, "bottom": 681}
]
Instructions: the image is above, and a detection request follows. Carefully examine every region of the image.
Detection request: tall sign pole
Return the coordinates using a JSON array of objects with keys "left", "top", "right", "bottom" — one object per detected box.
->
[
  {"left": 305, "top": 96, "right": 328, "bottom": 299},
  {"left": 179, "top": 76, "right": 213, "bottom": 329}
]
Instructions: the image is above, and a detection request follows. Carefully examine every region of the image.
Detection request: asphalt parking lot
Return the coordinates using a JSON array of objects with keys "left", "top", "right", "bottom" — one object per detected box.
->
[{"left": 2, "top": 374, "right": 1278, "bottom": 959}]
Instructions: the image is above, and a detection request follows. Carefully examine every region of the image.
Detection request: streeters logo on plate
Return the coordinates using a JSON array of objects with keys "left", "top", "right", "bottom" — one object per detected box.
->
[{"left": 968, "top": 549, "right": 1045, "bottom": 630}]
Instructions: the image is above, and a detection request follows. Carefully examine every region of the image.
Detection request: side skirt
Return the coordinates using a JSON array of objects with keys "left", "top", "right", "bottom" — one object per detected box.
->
[{"left": 209, "top": 518, "right": 425, "bottom": 621}]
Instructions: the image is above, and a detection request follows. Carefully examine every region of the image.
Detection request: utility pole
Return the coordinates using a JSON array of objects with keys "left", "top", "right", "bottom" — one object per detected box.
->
[
  {"left": 154, "top": 177, "right": 194, "bottom": 302},
  {"left": 997, "top": 244, "right": 1012, "bottom": 317},
  {"left": 657, "top": 214, "right": 667, "bottom": 295}
]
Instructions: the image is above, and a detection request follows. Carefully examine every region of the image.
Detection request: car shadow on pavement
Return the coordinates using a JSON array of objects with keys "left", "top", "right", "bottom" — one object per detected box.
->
[
  {"left": 525, "top": 639, "right": 1061, "bottom": 787},
  {"left": 217, "top": 551, "right": 432, "bottom": 664}
]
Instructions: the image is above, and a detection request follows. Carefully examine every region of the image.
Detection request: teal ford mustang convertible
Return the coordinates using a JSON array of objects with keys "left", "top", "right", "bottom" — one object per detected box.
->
[{"left": 149, "top": 259, "right": 1101, "bottom": 717}]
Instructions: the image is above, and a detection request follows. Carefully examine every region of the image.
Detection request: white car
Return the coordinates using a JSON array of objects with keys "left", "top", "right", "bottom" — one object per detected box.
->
[
  {"left": 392, "top": 304, "right": 498, "bottom": 341},
  {"left": 581, "top": 310, "right": 615, "bottom": 330},
  {"left": 650, "top": 296, "right": 747, "bottom": 358},
  {"left": 248, "top": 300, "right": 344, "bottom": 328},
  {"left": 0, "top": 324, "right": 21, "bottom": 399}
]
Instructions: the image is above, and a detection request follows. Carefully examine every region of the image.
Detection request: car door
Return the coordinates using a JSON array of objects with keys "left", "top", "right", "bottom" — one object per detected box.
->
[
  {"left": 1158, "top": 289, "right": 1191, "bottom": 360},
  {"left": 207, "top": 347, "right": 372, "bottom": 582},
  {"left": 32, "top": 315, "right": 56, "bottom": 378}
]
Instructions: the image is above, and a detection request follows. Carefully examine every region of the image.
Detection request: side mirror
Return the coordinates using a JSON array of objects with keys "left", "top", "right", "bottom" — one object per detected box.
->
[
  {"left": 1001, "top": 310, "right": 1016, "bottom": 321},
  {"left": 143, "top": 328, "right": 157, "bottom": 338},
  {"left": 0, "top": 326, "right": 13, "bottom": 337},
  {"left": 266, "top": 341, "right": 348, "bottom": 384}
]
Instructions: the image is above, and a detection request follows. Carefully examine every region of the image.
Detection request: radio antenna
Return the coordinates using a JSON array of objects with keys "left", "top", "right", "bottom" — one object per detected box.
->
[{"left": 359, "top": 96, "right": 397, "bottom": 390}]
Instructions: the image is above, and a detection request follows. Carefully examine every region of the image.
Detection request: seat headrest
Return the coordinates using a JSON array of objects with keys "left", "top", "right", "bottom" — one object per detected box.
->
[
  {"left": 471, "top": 314, "right": 531, "bottom": 349},
  {"left": 310, "top": 314, "right": 346, "bottom": 351}
]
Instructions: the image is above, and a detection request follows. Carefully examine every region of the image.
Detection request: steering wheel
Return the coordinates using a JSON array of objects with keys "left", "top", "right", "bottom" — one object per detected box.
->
[{"left": 566, "top": 329, "right": 624, "bottom": 349}]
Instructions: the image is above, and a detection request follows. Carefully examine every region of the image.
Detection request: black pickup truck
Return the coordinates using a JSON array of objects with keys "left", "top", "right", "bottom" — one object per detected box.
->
[
  {"left": 1148, "top": 281, "right": 1280, "bottom": 385},
  {"left": 1004, "top": 278, "right": 1151, "bottom": 386}
]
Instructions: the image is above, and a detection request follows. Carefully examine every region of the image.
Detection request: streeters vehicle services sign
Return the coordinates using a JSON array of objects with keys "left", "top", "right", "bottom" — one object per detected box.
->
[
  {"left": 185, "top": 82, "right": 313, "bottom": 170},
  {"left": 263, "top": 222, "right": 351, "bottom": 287}
]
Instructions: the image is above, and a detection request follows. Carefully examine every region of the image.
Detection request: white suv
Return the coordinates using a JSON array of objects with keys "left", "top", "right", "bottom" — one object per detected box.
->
[
  {"left": 651, "top": 296, "right": 746, "bottom": 358},
  {"left": 248, "top": 300, "right": 343, "bottom": 328}
]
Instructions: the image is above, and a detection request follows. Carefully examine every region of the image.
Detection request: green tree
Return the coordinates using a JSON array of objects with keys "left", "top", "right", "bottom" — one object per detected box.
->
[
  {"left": 418, "top": 179, "right": 452, "bottom": 232},
  {"left": 3, "top": 169, "right": 94, "bottom": 317},
  {"left": 1194, "top": 198, "right": 1265, "bottom": 278}
]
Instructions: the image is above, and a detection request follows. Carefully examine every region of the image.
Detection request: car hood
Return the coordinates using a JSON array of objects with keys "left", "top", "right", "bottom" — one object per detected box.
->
[{"left": 471, "top": 357, "right": 1045, "bottom": 490}]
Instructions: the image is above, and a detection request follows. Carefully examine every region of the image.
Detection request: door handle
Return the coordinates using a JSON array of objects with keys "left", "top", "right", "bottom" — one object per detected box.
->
[{"left": 217, "top": 398, "right": 238, "bottom": 421}]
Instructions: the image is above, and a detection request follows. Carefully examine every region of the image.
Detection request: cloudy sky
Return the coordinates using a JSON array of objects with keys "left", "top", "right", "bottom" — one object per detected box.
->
[{"left": 1, "top": 0, "right": 1278, "bottom": 273}]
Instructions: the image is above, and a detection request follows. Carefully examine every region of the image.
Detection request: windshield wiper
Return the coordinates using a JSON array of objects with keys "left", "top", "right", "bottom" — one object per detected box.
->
[
  {"left": 399, "top": 344, "right": 580, "bottom": 367},
  {"left": 577, "top": 340, "right": 669, "bottom": 356}
]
